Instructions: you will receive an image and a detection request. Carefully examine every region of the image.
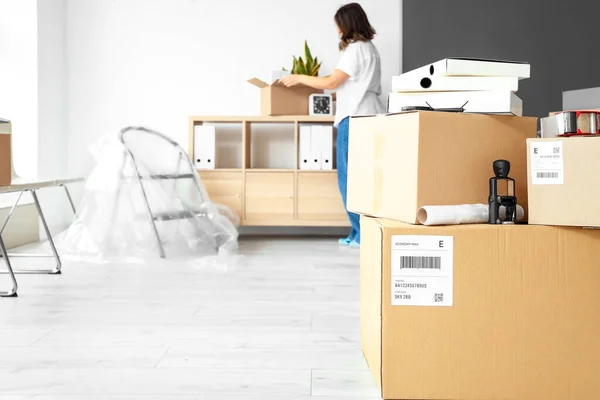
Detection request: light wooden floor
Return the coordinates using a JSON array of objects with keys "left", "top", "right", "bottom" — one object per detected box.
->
[{"left": 0, "top": 237, "right": 381, "bottom": 399}]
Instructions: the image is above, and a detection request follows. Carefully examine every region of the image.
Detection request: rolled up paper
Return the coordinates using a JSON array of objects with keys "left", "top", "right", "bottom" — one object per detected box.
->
[{"left": 417, "top": 204, "right": 525, "bottom": 226}]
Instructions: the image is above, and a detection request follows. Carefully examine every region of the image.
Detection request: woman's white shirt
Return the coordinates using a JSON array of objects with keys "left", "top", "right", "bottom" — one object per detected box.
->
[{"left": 334, "top": 40, "right": 385, "bottom": 127}]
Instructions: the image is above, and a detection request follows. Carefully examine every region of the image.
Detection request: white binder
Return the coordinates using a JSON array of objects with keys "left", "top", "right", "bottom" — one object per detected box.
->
[
  {"left": 317, "top": 125, "right": 333, "bottom": 170},
  {"left": 299, "top": 125, "right": 312, "bottom": 170},
  {"left": 194, "top": 125, "right": 216, "bottom": 169},
  {"left": 309, "top": 125, "right": 322, "bottom": 170},
  {"left": 392, "top": 75, "right": 519, "bottom": 93}
]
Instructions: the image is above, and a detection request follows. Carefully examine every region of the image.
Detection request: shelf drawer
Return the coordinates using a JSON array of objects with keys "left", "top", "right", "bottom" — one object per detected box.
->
[
  {"left": 297, "top": 172, "right": 347, "bottom": 222},
  {"left": 198, "top": 171, "right": 243, "bottom": 217},
  {"left": 245, "top": 172, "right": 294, "bottom": 221}
]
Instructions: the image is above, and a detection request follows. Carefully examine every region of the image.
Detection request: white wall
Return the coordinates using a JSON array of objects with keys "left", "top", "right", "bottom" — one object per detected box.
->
[
  {"left": 37, "top": 0, "right": 72, "bottom": 234},
  {"left": 0, "top": 0, "right": 39, "bottom": 178},
  {"left": 66, "top": 0, "right": 402, "bottom": 177}
]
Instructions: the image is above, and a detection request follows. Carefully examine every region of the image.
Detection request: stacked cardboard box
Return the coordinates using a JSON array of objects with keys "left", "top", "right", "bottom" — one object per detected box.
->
[
  {"left": 348, "top": 64, "right": 600, "bottom": 399},
  {"left": 388, "top": 58, "right": 530, "bottom": 116}
]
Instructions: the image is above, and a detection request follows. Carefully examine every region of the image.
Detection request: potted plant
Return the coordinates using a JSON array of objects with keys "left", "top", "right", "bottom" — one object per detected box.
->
[{"left": 283, "top": 40, "right": 322, "bottom": 76}]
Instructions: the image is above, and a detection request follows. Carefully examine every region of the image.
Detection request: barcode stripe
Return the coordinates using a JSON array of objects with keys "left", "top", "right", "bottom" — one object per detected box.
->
[
  {"left": 536, "top": 172, "right": 559, "bottom": 179},
  {"left": 399, "top": 256, "right": 441, "bottom": 270}
]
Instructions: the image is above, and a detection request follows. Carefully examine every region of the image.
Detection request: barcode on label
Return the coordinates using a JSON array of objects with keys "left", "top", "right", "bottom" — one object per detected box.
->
[
  {"left": 434, "top": 293, "right": 444, "bottom": 303},
  {"left": 399, "top": 256, "right": 441, "bottom": 270},
  {"left": 536, "top": 172, "right": 559, "bottom": 179}
]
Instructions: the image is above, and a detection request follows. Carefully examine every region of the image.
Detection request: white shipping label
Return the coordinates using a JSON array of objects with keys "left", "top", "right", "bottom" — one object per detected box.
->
[
  {"left": 530, "top": 141, "right": 564, "bottom": 185},
  {"left": 391, "top": 235, "right": 454, "bottom": 307}
]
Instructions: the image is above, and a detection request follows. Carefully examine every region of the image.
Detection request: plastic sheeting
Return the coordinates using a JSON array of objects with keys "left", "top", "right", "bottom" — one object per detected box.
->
[{"left": 59, "top": 126, "right": 239, "bottom": 263}]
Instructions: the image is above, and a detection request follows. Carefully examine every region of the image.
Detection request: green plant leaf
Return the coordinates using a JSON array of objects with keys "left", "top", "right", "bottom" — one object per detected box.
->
[
  {"left": 292, "top": 56, "right": 299, "bottom": 74},
  {"left": 305, "top": 59, "right": 314, "bottom": 74},
  {"left": 311, "top": 61, "right": 322, "bottom": 76},
  {"left": 304, "top": 40, "right": 314, "bottom": 65},
  {"left": 297, "top": 57, "right": 307, "bottom": 75}
]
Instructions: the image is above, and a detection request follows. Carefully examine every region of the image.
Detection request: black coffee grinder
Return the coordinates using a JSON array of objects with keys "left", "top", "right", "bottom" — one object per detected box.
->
[{"left": 488, "top": 160, "right": 517, "bottom": 224}]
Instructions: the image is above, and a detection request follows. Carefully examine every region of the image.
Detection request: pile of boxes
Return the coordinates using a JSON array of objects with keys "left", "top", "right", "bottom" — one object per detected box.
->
[
  {"left": 349, "top": 59, "right": 600, "bottom": 400},
  {"left": 388, "top": 57, "right": 529, "bottom": 116}
]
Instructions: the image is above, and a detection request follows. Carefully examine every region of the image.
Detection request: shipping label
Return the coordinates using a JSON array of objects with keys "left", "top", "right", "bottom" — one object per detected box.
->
[
  {"left": 391, "top": 235, "right": 454, "bottom": 307},
  {"left": 530, "top": 141, "right": 564, "bottom": 185}
]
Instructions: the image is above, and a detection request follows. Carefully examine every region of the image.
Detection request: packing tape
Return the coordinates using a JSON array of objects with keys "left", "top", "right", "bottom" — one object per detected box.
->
[{"left": 541, "top": 111, "right": 600, "bottom": 137}]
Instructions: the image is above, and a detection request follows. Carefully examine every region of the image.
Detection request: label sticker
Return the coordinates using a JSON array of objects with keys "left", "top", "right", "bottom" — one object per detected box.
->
[
  {"left": 391, "top": 235, "right": 454, "bottom": 307},
  {"left": 530, "top": 141, "right": 564, "bottom": 185}
]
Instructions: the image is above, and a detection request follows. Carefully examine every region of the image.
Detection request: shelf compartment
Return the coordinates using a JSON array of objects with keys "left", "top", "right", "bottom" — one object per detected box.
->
[
  {"left": 248, "top": 123, "right": 295, "bottom": 170},
  {"left": 198, "top": 171, "right": 243, "bottom": 218},
  {"left": 192, "top": 122, "right": 243, "bottom": 169},
  {"left": 245, "top": 172, "right": 295, "bottom": 221},
  {"left": 190, "top": 115, "right": 336, "bottom": 124},
  {"left": 297, "top": 172, "right": 347, "bottom": 222}
]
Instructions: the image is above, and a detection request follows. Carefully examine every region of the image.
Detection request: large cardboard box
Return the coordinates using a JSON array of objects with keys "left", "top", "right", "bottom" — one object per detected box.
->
[
  {"left": 248, "top": 78, "right": 321, "bottom": 116},
  {"left": 347, "top": 111, "right": 537, "bottom": 224},
  {"left": 527, "top": 136, "right": 600, "bottom": 227},
  {"left": 0, "top": 119, "right": 11, "bottom": 186},
  {"left": 361, "top": 216, "right": 600, "bottom": 400}
]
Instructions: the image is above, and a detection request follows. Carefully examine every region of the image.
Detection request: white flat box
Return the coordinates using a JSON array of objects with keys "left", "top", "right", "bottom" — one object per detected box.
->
[
  {"left": 299, "top": 125, "right": 312, "bottom": 170},
  {"left": 388, "top": 91, "right": 523, "bottom": 116},
  {"left": 193, "top": 125, "right": 216, "bottom": 170},
  {"left": 563, "top": 86, "right": 600, "bottom": 110},
  {"left": 401, "top": 57, "right": 530, "bottom": 80},
  {"left": 392, "top": 75, "right": 519, "bottom": 93}
]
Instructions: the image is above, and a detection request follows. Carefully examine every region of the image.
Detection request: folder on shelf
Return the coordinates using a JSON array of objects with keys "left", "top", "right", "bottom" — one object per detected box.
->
[
  {"left": 309, "top": 125, "right": 322, "bottom": 170},
  {"left": 194, "top": 125, "right": 217, "bottom": 170},
  {"left": 299, "top": 125, "right": 312, "bottom": 170},
  {"left": 316, "top": 125, "right": 334, "bottom": 170}
]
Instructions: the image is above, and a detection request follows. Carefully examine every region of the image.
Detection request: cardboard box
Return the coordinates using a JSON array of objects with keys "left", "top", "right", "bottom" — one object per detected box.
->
[
  {"left": 347, "top": 111, "right": 537, "bottom": 224},
  {"left": 0, "top": 119, "right": 12, "bottom": 186},
  {"left": 361, "top": 216, "right": 600, "bottom": 400},
  {"left": 248, "top": 78, "right": 321, "bottom": 116},
  {"left": 527, "top": 136, "right": 600, "bottom": 227}
]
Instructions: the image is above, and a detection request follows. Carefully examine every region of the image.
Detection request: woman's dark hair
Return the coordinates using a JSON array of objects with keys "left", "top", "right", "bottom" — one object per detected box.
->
[{"left": 335, "top": 3, "right": 376, "bottom": 51}]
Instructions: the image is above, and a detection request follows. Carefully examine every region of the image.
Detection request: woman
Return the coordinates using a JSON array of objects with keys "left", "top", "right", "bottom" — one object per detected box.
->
[{"left": 281, "top": 2, "right": 384, "bottom": 247}]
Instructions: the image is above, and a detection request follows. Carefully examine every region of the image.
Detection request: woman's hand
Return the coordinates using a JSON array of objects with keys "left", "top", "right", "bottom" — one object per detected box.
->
[{"left": 280, "top": 74, "right": 304, "bottom": 87}]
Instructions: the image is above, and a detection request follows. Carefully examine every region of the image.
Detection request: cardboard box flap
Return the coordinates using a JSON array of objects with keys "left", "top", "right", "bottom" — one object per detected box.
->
[
  {"left": 0, "top": 118, "right": 10, "bottom": 135},
  {"left": 248, "top": 78, "right": 269, "bottom": 89},
  {"left": 248, "top": 77, "right": 313, "bottom": 89}
]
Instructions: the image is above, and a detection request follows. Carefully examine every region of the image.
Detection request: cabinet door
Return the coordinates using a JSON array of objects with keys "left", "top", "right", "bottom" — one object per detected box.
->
[
  {"left": 297, "top": 172, "right": 348, "bottom": 222},
  {"left": 198, "top": 171, "right": 243, "bottom": 218},
  {"left": 245, "top": 172, "right": 295, "bottom": 221}
]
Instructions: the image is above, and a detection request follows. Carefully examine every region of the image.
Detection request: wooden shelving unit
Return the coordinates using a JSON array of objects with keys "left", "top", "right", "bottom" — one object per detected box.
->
[{"left": 189, "top": 116, "right": 350, "bottom": 227}]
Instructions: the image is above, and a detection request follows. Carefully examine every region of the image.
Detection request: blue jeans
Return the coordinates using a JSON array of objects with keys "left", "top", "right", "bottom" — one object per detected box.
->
[{"left": 336, "top": 116, "right": 361, "bottom": 243}]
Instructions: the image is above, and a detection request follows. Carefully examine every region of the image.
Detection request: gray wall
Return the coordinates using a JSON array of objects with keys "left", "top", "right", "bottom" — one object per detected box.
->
[{"left": 403, "top": 0, "right": 600, "bottom": 118}]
